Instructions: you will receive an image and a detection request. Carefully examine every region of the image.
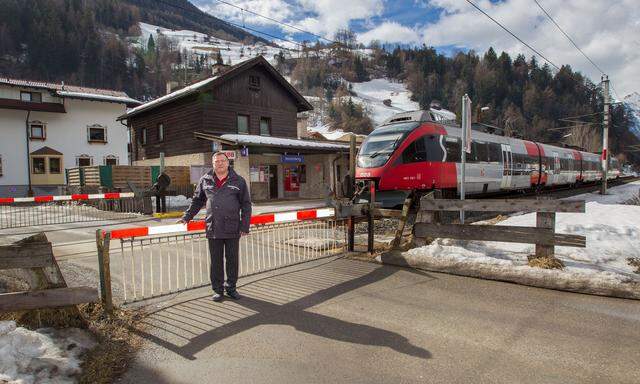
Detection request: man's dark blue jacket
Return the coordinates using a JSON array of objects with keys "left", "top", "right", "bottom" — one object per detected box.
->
[{"left": 182, "top": 169, "right": 252, "bottom": 239}]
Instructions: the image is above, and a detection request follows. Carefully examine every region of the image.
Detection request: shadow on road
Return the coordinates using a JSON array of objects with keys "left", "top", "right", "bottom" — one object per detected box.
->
[{"left": 131, "top": 258, "right": 435, "bottom": 361}]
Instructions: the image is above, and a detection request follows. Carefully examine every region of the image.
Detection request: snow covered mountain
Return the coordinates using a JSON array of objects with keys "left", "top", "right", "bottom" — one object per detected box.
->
[{"left": 623, "top": 92, "right": 640, "bottom": 139}]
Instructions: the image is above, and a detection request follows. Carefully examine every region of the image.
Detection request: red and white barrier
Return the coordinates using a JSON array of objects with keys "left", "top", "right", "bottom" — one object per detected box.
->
[
  {"left": 109, "top": 207, "right": 335, "bottom": 239},
  {"left": 0, "top": 192, "right": 135, "bottom": 204}
]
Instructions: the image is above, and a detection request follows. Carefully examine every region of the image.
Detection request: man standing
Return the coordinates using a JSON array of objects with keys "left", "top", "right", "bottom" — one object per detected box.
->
[{"left": 179, "top": 152, "right": 252, "bottom": 302}]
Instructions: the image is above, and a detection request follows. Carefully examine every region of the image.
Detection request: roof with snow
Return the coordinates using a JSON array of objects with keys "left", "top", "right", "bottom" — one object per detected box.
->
[
  {"left": 0, "top": 77, "right": 141, "bottom": 107},
  {"left": 194, "top": 132, "right": 350, "bottom": 152},
  {"left": 119, "top": 56, "right": 313, "bottom": 120}
]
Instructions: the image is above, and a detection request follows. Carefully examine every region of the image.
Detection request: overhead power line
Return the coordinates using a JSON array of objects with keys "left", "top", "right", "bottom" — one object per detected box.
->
[
  {"left": 153, "top": 0, "right": 303, "bottom": 52},
  {"left": 533, "top": 0, "right": 605, "bottom": 74},
  {"left": 532, "top": 0, "right": 623, "bottom": 100},
  {"left": 212, "top": 0, "right": 337, "bottom": 45},
  {"left": 463, "top": 0, "right": 560, "bottom": 70}
]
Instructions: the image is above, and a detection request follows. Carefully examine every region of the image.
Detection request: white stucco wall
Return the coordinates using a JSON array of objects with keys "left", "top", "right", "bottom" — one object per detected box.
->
[{"left": 0, "top": 93, "right": 130, "bottom": 194}]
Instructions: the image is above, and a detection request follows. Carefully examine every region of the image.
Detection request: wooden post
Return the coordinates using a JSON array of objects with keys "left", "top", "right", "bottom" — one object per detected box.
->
[
  {"left": 96, "top": 230, "right": 113, "bottom": 315},
  {"left": 391, "top": 192, "right": 413, "bottom": 249},
  {"left": 534, "top": 211, "right": 556, "bottom": 258},
  {"left": 347, "top": 217, "right": 355, "bottom": 252},
  {"left": 367, "top": 180, "right": 375, "bottom": 254}
]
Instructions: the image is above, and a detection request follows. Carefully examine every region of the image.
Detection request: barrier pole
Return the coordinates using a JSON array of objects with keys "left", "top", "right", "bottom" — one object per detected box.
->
[{"left": 96, "top": 230, "right": 113, "bottom": 315}]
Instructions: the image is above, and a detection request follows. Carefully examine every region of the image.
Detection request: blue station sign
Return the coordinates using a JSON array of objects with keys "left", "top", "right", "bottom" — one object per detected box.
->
[{"left": 281, "top": 154, "right": 304, "bottom": 163}]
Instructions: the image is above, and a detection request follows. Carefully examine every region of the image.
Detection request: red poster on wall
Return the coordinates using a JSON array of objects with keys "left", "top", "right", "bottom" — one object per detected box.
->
[{"left": 284, "top": 166, "right": 299, "bottom": 192}]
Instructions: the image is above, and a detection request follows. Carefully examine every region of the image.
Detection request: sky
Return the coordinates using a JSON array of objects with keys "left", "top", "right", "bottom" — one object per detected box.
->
[{"left": 193, "top": 0, "right": 640, "bottom": 98}]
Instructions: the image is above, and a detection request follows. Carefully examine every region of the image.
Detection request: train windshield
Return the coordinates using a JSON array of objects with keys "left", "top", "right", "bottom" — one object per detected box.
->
[{"left": 357, "top": 122, "right": 418, "bottom": 168}]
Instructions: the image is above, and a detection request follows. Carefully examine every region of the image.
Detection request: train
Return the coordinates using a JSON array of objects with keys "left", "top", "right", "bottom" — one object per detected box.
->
[{"left": 355, "top": 110, "right": 621, "bottom": 205}]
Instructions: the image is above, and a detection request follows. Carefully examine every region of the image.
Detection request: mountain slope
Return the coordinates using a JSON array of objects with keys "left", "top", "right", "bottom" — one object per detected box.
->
[{"left": 623, "top": 92, "right": 640, "bottom": 139}]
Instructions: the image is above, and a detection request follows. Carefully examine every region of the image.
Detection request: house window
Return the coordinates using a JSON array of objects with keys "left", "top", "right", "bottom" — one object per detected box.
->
[
  {"left": 49, "top": 157, "right": 61, "bottom": 174},
  {"left": 237, "top": 114, "right": 249, "bottom": 134},
  {"left": 158, "top": 123, "right": 164, "bottom": 142},
  {"left": 260, "top": 117, "right": 271, "bottom": 136},
  {"left": 249, "top": 75, "right": 260, "bottom": 90},
  {"left": 87, "top": 125, "right": 107, "bottom": 143},
  {"left": 76, "top": 155, "right": 92, "bottom": 167},
  {"left": 104, "top": 155, "right": 118, "bottom": 166},
  {"left": 141, "top": 128, "right": 147, "bottom": 145},
  {"left": 29, "top": 122, "right": 46, "bottom": 140},
  {"left": 0, "top": 155, "right": 3, "bottom": 176},
  {"left": 32, "top": 157, "right": 46, "bottom": 174},
  {"left": 21, "top": 91, "right": 42, "bottom": 103}
]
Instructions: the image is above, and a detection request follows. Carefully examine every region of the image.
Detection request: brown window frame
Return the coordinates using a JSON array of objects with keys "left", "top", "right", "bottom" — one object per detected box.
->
[
  {"left": 29, "top": 122, "right": 46, "bottom": 140},
  {"left": 158, "top": 123, "right": 164, "bottom": 142},
  {"left": 87, "top": 125, "right": 107, "bottom": 143},
  {"left": 237, "top": 114, "right": 250, "bottom": 134},
  {"left": 76, "top": 155, "right": 93, "bottom": 167},
  {"left": 32, "top": 156, "right": 46, "bottom": 174},
  {"left": 21, "top": 91, "right": 42, "bottom": 103},
  {"left": 141, "top": 127, "right": 147, "bottom": 146},
  {"left": 249, "top": 75, "right": 261, "bottom": 91},
  {"left": 259, "top": 117, "right": 271, "bottom": 136},
  {"left": 0, "top": 154, "right": 3, "bottom": 177},
  {"left": 104, "top": 155, "right": 118, "bottom": 166},
  {"left": 48, "top": 157, "right": 61, "bottom": 174}
]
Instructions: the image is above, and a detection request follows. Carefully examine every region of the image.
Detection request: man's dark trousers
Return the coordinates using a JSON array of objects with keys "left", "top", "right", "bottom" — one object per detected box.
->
[{"left": 208, "top": 238, "right": 239, "bottom": 294}]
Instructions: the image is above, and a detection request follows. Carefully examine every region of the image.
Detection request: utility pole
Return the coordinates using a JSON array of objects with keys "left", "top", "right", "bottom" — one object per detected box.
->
[
  {"left": 460, "top": 94, "right": 471, "bottom": 223},
  {"left": 601, "top": 74, "right": 610, "bottom": 195}
]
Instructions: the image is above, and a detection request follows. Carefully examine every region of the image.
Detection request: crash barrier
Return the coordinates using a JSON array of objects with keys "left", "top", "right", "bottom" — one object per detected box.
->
[
  {"left": 0, "top": 192, "right": 151, "bottom": 229},
  {"left": 0, "top": 233, "right": 98, "bottom": 313},
  {"left": 96, "top": 208, "right": 346, "bottom": 306},
  {"left": 413, "top": 196, "right": 586, "bottom": 259}
]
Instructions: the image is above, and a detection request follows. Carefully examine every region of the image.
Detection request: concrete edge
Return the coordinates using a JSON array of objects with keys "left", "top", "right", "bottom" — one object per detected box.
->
[{"left": 376, "top": 250, "right": 640, "bottom": 300}]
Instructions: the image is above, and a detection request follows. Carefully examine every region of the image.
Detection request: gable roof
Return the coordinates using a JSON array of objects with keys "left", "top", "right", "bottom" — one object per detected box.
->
[
  {"left": 30, "top": 146, "right": 63, "bottom": 156},
  {"left": 0, "top": 77, "right": 141, "bottom": 107},
  {"left": 119, "top": 56, "right": 313, "bottom": 120}
]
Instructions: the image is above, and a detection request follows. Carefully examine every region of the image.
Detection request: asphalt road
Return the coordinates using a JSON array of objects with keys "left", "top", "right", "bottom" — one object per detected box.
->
[{"left": 118, "top": 257, "right": 640, "bottom": 384}]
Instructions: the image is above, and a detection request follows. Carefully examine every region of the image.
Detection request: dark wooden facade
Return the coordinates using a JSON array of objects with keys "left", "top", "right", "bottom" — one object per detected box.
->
[{"left": 125, "top": 56, "right": 312, "bottom": 161}]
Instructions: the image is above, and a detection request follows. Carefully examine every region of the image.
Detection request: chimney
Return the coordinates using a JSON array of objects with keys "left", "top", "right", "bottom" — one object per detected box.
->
[
  {"left": 212, "top": 63, "right": 230, "bottom": 76},
  {"left": 165, "top": 81, "right": 180, "bottom": 95}
]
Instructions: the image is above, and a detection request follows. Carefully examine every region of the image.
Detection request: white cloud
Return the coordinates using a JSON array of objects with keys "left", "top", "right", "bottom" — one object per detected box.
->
[
  {"left": 421, "top": 0, "right": 640, "bottom": 97},
  {"left": 296, "top": 0, "right": 385, "bottom": 37},
  {"left": 199, "top": 0, "right": 295, "bottom": 28},
  {"left": 358, "top": 22, "right": 421, "bottom": 45}
]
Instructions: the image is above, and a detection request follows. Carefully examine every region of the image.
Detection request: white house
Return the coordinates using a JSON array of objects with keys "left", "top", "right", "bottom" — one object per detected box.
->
[{"left": 0, "top": 78, "right": 140, "bottom": 196}]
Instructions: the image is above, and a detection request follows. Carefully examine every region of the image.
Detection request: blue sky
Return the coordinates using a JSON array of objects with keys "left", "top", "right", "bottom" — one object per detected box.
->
[{"left": 193, "top": 0, "right": 639, "bottom": 97}]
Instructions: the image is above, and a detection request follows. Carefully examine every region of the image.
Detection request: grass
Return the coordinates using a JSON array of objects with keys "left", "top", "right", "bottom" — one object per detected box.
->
[
  {"left": 627, "top": 258, "right": 640, "bottom": 274},
  {"left": 528, "top": 256, "right": 565, "bottom": 270}
]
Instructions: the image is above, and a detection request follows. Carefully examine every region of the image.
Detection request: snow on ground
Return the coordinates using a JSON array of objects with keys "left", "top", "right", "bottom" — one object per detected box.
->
[
  {"left": 404, "top": 181, "right": 640, "bottom": 285},
  {"left": 137, "top": 22, "right": 286, "bottom": 67},
  {"left": 350, "top": 78, "right": 420, "bottom": 126},
  {"left": 0, "top": 321, "right": 95, "bottom": 384}
]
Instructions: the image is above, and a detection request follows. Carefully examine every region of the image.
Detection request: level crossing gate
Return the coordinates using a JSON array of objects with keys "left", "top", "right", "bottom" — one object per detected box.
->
[{"left": 96, "top": 208, "right": 347, "bottom": 307}]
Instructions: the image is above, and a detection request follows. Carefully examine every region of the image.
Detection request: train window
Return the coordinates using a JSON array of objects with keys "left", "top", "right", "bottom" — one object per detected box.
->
[
  {"left": 444, "top": 136, "right": 461, "bottom": 162},
  {"left": 425, "top": 135, "right": 444, "bottom": 161},
  {"left": 488, "top": 143, "right": 502, "bottom": 162},
  {"left": 472, "top": 141, "right": 489, "bottom": 162},
  {"left": 402, "top": 137, "right": 427, "bottom": 163}
]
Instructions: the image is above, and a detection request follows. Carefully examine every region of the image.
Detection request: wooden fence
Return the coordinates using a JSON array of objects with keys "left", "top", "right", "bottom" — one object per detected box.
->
[
  {"left": 412, "top": 196, "right": 586, "bottom": 258},
  {"left": 66, "top": 165, "right": 190, "bottom": 192},
  {"left": 0, "top": 234, "right": 98, "bottom": 312}
]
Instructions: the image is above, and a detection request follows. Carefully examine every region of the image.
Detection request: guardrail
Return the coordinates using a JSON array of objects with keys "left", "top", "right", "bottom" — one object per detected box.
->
[
  {"left": 0, "top": 192, "right": 151, "bottom": 229},
  {"left": 96, "top": 208, "right": 346, "bottom": 308},
  {"left": 413, "top": 196, "right": 586, "bottom": 261}
]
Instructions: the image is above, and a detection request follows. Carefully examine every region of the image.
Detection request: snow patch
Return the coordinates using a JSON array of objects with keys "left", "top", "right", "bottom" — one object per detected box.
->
[
  {"left": 0, "top": 321, "right": 96, "bottom": 384},
  {"left": 406, "top": 181, "right": 640, "bottom": 286}
]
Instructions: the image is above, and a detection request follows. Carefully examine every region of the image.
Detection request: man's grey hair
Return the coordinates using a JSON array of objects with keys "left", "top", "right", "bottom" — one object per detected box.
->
[{"left": 212, "top": 151, "right": 229, "bottom": 160}]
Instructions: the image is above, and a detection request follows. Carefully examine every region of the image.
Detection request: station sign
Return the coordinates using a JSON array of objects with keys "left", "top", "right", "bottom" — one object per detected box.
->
[{"left": 281, "top": 154, "right": 304, "bottom": 163}]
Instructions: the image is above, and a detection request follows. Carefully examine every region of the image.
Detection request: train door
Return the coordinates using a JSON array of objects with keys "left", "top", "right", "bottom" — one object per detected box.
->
[
  {"left": 552, "top": 151, "right": 560, "bottom": 185},
  {"left": 501, "top": 144, "right": 513, "bottom": 189}
]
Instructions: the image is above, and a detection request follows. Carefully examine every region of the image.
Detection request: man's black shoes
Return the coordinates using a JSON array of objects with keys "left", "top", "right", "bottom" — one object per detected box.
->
[
  {"left": 212, "top": 292, "right": 223, "bottom": 302},
  {"left": 226, "top": 290, "right": 241, "bottom": 300}
]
